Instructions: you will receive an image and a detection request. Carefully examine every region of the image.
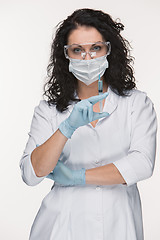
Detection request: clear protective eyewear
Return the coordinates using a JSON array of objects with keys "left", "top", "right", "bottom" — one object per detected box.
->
[{"left": 64, "top": 41, "right": 111, "bottom": 60}]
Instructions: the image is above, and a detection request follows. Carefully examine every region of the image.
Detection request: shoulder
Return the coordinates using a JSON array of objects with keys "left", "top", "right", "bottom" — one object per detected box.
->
[
  {"left": 34, "top": 99, "right": 57, "bottom": 119},
  {"left": 119, "top": 88, "right": 154, "bottom": 107},
  {"left": 121, "top": 88, "right": 156, "bottom": 118},
  {"left": 110, "top": 86, "right": 153, "bottom": 105},
  {"left": 129, "top": 88, "right": 147, "bottom": 97},
  {"left": 112, "top": 88, "right": 156, "bottom": 116},
  {"left": 109, "top": 85, "right": 152, "bottom": 105},
  {"left": 128, "top": 88, "right": 154, "bottom": 107},
  {"left": 123, "top": 88, "right": 147, "bottom": 99}
]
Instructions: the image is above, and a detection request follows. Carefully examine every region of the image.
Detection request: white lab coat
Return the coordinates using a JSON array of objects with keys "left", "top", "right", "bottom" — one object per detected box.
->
[{"left": 19, "top": 85, "right": 157, "bottom": 240}]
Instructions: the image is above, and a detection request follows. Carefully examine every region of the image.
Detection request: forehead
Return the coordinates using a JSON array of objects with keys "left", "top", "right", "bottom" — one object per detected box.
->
[{"left": 67, "top": 25, "right": 104, "bottom": 45}]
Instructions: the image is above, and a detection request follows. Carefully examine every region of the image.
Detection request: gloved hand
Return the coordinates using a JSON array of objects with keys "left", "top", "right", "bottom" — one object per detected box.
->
[
  {"left": 46, "top": 160, "right": 86, "bottom": 186},
  {"left": 59, "top": 92, "right": 109, "bottom": 138},
  {"left": 35, "top": 145, "right": 84, "bottom": 186}
]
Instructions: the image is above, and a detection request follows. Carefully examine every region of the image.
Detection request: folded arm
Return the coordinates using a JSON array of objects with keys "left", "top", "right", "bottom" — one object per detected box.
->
[
  {"left": 47, "top": 91, "right": 157, "bottom": 187},
  {"left": 85, "top": 163, "right": 126, "bottom": 185}
]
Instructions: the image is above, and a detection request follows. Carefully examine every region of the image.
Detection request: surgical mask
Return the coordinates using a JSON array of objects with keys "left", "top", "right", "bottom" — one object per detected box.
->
[{"left": 69, "top": 54, "right": 109, "bottom": 85}]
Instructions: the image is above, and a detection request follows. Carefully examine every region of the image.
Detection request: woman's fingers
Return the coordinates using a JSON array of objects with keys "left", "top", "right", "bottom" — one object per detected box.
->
[
  {"left": 69, "top": 92, "right": 109, "bottom": 128},
  {"left": 83, "top": 107, "right": 88, "bottom": 121},
  {"left": 88, "top": 92, "right": 109, "bottom": 105},
  {"left": 92, "top": 111, "right": 109, "bottom": 121},
  {"left": 88, "top": 104, "right": 93, "bottom": 122}
]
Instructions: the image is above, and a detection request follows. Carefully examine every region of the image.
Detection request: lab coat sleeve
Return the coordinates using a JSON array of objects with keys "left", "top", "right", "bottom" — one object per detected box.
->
[
  {"left": 112, "top": 91, "right": 157, "bottom": 186},
  {"left": 19, "top": 100, "right": 54, "bottom": 186}
]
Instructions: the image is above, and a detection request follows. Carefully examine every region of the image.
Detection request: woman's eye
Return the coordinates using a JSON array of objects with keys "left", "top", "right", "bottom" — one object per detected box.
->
[
  {"left": 73, "top": 48, "right": 82, "bottom": 54},
  {"left": 92, "top": 46, "right": 101, "bottom": 51}
]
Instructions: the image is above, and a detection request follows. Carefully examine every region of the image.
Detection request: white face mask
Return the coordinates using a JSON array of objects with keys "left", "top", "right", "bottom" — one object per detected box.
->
[{"left": 68, "top": 54, "right": 109, "bottom": 85}]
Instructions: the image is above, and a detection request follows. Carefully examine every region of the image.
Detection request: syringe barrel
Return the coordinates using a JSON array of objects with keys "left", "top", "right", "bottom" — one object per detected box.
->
[{"left": 98, "top": 80, "right": 103, "bottom": 93}]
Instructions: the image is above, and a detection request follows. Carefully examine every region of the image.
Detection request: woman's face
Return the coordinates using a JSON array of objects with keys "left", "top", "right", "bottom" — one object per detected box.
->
[{"left": 67, "top": 25, "right": 105, "bottom": 60}]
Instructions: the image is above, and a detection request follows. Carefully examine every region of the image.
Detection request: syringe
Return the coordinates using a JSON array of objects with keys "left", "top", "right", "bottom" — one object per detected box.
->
[{"left": 98, "top": 73, "right": 103, "bottom": 113}]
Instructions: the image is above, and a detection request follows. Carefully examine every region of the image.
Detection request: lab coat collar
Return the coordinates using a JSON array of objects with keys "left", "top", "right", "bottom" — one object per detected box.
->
[{"left": 103, "top": 85, "right": 119, "bottom": 115}]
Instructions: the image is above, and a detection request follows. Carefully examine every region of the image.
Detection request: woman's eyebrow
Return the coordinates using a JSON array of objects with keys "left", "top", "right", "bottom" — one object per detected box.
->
[
  {"left": 70, "top": 43, "right": 83, "bottom": 47},
  {"left": 71, "top": 41, "right": 101, "bottom": 47}
]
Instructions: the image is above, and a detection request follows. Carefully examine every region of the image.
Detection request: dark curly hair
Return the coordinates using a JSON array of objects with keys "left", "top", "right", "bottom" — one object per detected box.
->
[{"left": 43, "top": 8, "right": 136, "bottom": 113}]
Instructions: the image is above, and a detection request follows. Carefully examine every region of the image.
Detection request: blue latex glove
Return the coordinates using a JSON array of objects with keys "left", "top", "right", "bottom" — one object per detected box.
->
[
  {"left": 58, "top": 92, "right": 109, "bottom": 139},
  {"left": 46, "top": 160, "right": 86, "bottom": 186},
  {"left": 35, "top": 144, "right": 85, "bottom": 185},
  {"left": 35, "top": 145, "right": 84, "bottom": 186}
]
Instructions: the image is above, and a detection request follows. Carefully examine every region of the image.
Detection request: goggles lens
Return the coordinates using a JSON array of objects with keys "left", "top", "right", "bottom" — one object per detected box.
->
[{"left": 64, "top": 41, "right": 111, "bottom": 59}]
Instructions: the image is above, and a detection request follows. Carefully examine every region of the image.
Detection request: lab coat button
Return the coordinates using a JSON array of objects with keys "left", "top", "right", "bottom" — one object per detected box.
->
[{"left": 96, "top": 186, "right": 100, "bottom": 191}]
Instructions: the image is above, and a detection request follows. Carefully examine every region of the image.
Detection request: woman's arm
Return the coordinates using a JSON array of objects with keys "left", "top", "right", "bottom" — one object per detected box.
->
[
  {"left": 85, "top": 163, "right": 126, "bottom": 185},
  {"left": 19, "top": 100, "right": 68, "bottom": 186},
  {"left": 47, "top": 91, "right": 157, "bottom": 187},
  {"left": 47, "top": 160, "right": 126, "bottom": 186},
  {"left": 86, "top": 92, "right": 157, "bottom": 187},
  {"left": 31, "top": 129, "right": 68, "bottom": 177},
  {"left": 20, "top": 94, "right": 109, "bottom": 186}
]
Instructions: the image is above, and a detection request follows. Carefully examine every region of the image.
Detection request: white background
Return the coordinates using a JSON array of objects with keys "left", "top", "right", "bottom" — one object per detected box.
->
[{"left": 0, "top": 0, "right": 159, "bottom": 239}]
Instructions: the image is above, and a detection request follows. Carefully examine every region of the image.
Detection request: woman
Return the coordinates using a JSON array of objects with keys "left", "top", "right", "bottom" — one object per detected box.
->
[{"left": 19, "top": 8, "right": 157, "bottom": 240}]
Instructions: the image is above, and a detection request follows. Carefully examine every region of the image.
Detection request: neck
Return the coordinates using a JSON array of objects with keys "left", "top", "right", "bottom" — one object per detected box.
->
[{"left": 76, "top": 78, "right": 108, "bottom": 99}]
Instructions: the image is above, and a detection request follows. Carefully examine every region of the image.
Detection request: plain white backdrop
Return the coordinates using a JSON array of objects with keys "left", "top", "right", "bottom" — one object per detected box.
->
[{"left": 0, "top": 0, "right": 159, "bottom": 239}]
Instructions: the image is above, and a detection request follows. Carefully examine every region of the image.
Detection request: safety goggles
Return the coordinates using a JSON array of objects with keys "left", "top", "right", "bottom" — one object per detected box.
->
[{"left": 64, "top": 41, "right": 111, "bottom": 60}]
